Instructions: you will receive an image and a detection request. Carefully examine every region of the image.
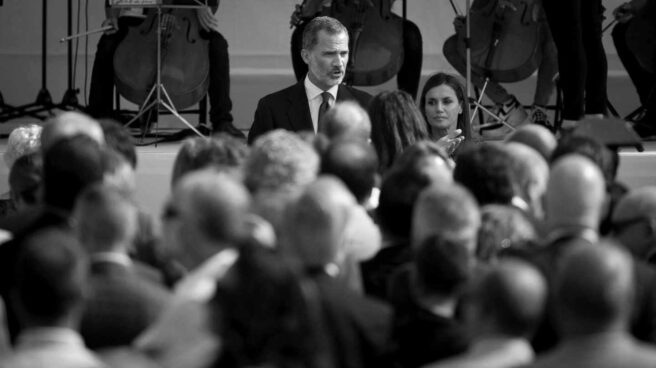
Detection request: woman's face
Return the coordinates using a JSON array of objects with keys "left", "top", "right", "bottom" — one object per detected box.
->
[{"left": 424, "top": 84, "right": 462, "bottom": 131}]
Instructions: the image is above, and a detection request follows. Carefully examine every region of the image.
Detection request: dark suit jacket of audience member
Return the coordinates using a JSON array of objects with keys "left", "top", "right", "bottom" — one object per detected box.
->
[
  {"left": 523, "top": 234, "right": 656, "bottom": 353},
  {"left": 310, "top": 271, "right": 393, "bottom": 368},
  {"left": 361, "top": 239, "right": 413, "bottom": 302},
  {"left": 387, "top": 267, "right": 470, "bottom": 368},
  {"left": 80, "top": 259, "right": 171, "bottom": 349},
  {"left": 0, "top": 207, "right": 71, "bottom": 344},
  {"left": 248, "top": 81, "right": 372, "bottom": 144}
]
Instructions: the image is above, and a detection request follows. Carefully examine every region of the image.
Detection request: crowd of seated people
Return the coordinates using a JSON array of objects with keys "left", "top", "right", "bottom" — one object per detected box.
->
[{"left": 0, "top": 91, "right": 655, "bottom": 368}]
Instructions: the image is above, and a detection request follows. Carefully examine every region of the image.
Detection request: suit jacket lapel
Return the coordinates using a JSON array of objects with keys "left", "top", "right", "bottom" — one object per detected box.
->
[
  {"left": 287, "top": 81, "right": 314, "bottom": 132},
  {"left": 337, "top": 84, "right": 354, "bottom": 102}
]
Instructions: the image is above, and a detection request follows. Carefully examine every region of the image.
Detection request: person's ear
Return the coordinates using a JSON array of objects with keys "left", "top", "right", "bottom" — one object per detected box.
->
[{"left": 301, "top": 48, "right": 310, "bottom": 65}]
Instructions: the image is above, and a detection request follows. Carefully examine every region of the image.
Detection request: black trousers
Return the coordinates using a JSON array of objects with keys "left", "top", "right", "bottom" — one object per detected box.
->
[
  {"left": 612, "top": 20, "right": 656, "bottom": 125},
  {"left": 542, "top": 0, "right": 607, "bottom": 120},
  {"left": 291, "top": 17, "right": 423, "bottom": 99},
  {"left": 88, "top": 17, "right": 233, "bottom": 129}
]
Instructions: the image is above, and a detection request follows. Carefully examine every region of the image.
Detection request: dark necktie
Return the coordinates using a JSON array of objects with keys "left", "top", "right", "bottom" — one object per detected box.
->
[{"left": 317, "top": 91, "right": 331, "bottom": 133}]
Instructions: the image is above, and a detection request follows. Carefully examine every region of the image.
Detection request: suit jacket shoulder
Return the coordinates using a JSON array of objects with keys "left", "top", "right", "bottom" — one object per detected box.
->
[{"left": 248, "top": 82, "right": 373, "bottom": 144}]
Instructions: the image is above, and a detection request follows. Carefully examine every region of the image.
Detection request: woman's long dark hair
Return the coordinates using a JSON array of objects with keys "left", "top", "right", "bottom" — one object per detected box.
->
[
  {"left": 419, "top": 72, "right": 470, "bottom": 139},
  {"left": 368, "top": 90, "right": 430, "bottom": 173}
]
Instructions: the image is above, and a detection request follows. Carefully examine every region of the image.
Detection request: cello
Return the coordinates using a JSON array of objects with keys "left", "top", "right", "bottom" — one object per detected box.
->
[
  {"left": 113, "top": 3, "right": 209, "bottom": 110},
  {"left": 292, "top": 0, "right": 405, "bottom": 86},
  {"left": 445, "top": 0, "right": 543, "bottom": 83}
]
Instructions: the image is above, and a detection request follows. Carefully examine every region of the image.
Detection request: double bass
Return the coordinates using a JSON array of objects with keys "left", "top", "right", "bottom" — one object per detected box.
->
[
  {"left": 446, "top": 0, "right": 544, "bottom": 83},
  {"left": 113, "top": 4, "right": 210, "bottom": 109},
  {"left": 292, "top": 0, "right": 405, "bottom": 86}
]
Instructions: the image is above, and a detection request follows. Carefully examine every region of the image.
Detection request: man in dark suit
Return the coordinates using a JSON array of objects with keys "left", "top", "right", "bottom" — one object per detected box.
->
[
  {"left": 73, "top": 184, "right": 170, "bottom": 349},
  {"left": 284, "top": 177, "right": 392, "bottom": 368},
  {"left": 248, "top": 16, "right": 371, "bottom": 144}
]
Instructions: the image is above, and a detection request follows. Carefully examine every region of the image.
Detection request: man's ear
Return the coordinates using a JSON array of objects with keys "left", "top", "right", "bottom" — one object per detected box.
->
[{"left": 301, "top": 48, "right": 310, "bottom": 65}]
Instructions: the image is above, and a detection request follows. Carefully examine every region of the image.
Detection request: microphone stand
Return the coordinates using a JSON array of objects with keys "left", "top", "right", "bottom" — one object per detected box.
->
[{"left": 59, "top": 0, "right": 86, "bottom": 111}]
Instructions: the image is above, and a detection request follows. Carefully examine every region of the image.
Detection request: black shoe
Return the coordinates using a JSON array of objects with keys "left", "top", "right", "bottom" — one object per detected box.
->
[{"left": 213, "top": 121, "right": 246, "bottom": 139}]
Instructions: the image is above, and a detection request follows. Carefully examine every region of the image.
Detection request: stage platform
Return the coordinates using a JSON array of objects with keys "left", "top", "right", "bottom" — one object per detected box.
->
[{"left": 0, "top": 136, "right": 653, "bottom": 217}]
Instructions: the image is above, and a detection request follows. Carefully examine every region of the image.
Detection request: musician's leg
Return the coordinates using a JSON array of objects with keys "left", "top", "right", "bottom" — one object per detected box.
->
[
  {"left": 396, "top": 19, "right": 422, "bottom": 99},
  {"left": 533, "top": 24, "right": 557, "bottom": 108},
  {"left": 612, "top": 21, "right": 655, "bottom": 106},
  {"left": 581, "top": 0, "right": 607, "bottom": 116},
  {"left": 88, "top": 27, "right": 129, "bottom": 119},
  {"left": 206, "top": 31, "right": 243, "bottom": 138},
  {"left": 542, "top": 0, "right": 586, "bottom": 121},
  {"left": 291, "top": 22, "right": 308, "bottom": 82}
]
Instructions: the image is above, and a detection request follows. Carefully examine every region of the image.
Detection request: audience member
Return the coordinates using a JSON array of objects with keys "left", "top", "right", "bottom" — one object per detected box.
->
[
  {"left": 321, "top": 100, "right": 372, "bottom": 142},
  {"left": 99, "top": 118, "right": 137, "bottom": 169},
  {"left": 453, "top": 142, "right": 519, "bottom": 206},
  {"left": 362, "top": 142, "right": 453, "bottom": 300},
  {"left": 249, "top": 16, "right": 371, "bottom": 143},
  {"left": 208, "top": 245, "right": 333, "bottom": 368},
  {"left": 171, "top": 134, "right": 250, "bottom": 187},
  {"left": 476, "top": 204, "right": 537, "bottom": 263},
  {"left": 3, "top": 124, "right": 41, "bottom": 169},
  {"left": 136, "top": 170, "right": 251, "bottom": 368},
  {"left": 611, "top": 186, "right": 656, "bottom": 264},
  {"left": 73, "top": 184, "right": 170, "bottom": 349},
  {"left": 321, "top": 138, "right": 379, "bottom": 205},
  {"left": 369, "top": 90, "right": 429, "bottom": 172},
  {"left": 0, "top": 228, "right": 105, "bottom": 368},
  {"left": 390, "top": 234, "right": 472, "bottom": 368},
  {"left": 411, "top": 182, "right": 480, "bottom": 252},
  {"left": 0, "top": 135, "right": 105, "bottom": 343},
  {"left": 40, "top": 111, "right": 104, "bottom": 153},
  {"left": 8, "top": 153, "right": 42, "bottom": 215},
  {"left": 543, "top": 154, "right": 606, "bottom": 245},
  {"left": 245, "top": 130, "right": 318, "bottom": 195},
  {"left": 504, "top": 142, "right": 550, "bottom": 223},
  {"left": 551, "top": 134, "right": 627, "bottom": 235},
  {"left": 504, "top": 124, "right": 557, "bottom": 161},
  {"left": 526, "top": 241, "right": 656, "bottom": 368},
  {"left": 282, "top": 177, "right": 392, "bottom": 368},
  {"left": 425, "top": 258, "right": 547, "bottom": 368}
]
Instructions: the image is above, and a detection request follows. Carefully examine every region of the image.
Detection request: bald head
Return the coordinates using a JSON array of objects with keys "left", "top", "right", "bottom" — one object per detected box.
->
[
  {"left": 473, "top": 258, "right": 547, "bottom": 337},
  {"left": 545, "top": 154, "right": 606, "bottom": 231},
  {"left": 164, "top": 170, "right": 251, "bottom": 269},
  {"left": 284, "top": 176, "right": 356, "bottom": 268},
  {"left": 505, "top": 142, "right": 549, "bottom": 219},
  {"left": 555, "top": 240, "right": 634, "bottom": 336},
  {"left": 41, "top": 112, "right": 104, "bottom": 153},
  {"left": 321, "top": 101, "right": 371, "bottom": 141},
  {"left": 504, "top": 124, "right": 556, "bottom": 161},
  {"left": 611, "top": 186, "right": 656, "bottom": 259},
  {"left": 412, "top": 183, "right": 480, "bottom": 254}
]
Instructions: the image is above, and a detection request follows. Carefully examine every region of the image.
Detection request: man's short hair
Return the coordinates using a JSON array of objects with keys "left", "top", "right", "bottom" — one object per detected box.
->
[
  {"left": 171, "top": 134, "right": 250, "bottom": 187},
  {"left": 74, "top": 183, "right": 138, "bottom": 254},
  {"left": 245, "top": 130, "right": 319, "bottom": 193},
  {"left": 12, "top": 228, "right": 87, "bottom": 323},
  {"left": 301, "top": 16, "right": 348, "bottom": 51},
  {"left": 474, "top": 258, "right": 546, "bottom": 337},
  {"left": 4, "top": 124, "right": 42, "bottom": 169},
  {"left": 99, "top": 118, "right": 137, "bottom": 169},
  {"left": 321, "top": 139, "right": 378, "bottom": 203},
  {"left": 414, "top": 234, "right": 472, "bottom": 297},
  {"left": 43, "top": 134, "right": 105, "bottom": 211},
  {"left": 453, "top": 142, "right": 518, "bottom": 206}
]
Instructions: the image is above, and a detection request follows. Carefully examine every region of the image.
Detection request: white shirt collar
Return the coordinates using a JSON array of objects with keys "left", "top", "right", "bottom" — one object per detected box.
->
[{"left": 304, "top": 75, "right": 338, "bottom": 101}]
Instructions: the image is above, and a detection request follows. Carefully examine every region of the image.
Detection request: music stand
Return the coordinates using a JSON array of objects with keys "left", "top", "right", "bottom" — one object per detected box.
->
[{"left": 111, "top": 0, "right": 209, "bottom": 139}]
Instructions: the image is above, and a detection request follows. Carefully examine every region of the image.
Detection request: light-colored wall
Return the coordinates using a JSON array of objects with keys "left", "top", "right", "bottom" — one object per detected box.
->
[{"left": 0, "top": 0, "right": 625, "bottom": 106}]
